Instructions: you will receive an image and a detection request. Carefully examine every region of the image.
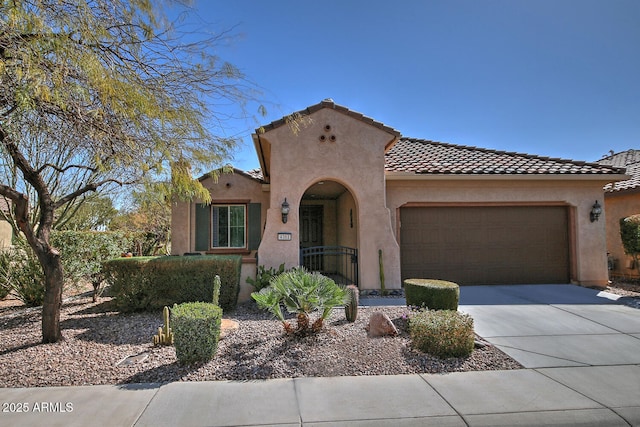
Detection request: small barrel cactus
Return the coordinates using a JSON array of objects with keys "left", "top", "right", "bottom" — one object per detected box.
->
[{"left": 344, "top": 284, "right": 359, "bottom": 322}]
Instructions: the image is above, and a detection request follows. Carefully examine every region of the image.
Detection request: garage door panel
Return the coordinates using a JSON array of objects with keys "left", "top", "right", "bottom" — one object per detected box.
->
[{"left": 400, "top": 206, "right": 569, "bottom": 285}]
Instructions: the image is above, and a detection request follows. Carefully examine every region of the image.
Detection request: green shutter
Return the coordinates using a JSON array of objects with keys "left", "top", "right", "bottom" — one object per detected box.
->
[
  {"left": 195, "top": 203, "right": 210, "bottom": 251},
  {"left": 248, "top": 203, "right": 261, "bottom": 250}
]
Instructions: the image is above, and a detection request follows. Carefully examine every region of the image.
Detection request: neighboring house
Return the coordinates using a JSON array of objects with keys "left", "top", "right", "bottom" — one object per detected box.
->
[
  {"left": 171, "top": 100, "right": 627, "bottom": 301},
  {"left": 0, "top": 197, "right": 13, "bottom": 250},
  {"left": 597, "top": 150, "right": 640, "bottom": 279}
]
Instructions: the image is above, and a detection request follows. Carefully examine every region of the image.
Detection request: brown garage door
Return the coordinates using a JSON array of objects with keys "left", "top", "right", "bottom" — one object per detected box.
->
[{"left": 400, "top": 206, "right": 570, "bottom": 285}]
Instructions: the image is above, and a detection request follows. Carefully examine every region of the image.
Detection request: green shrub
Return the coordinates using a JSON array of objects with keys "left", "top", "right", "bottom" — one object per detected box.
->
[
  {"left": 0, "top": 251, "right": 12, "bottom": 300},
  {"left": 0, "top": 241, "right": 45, "bottom": 307},
  {"left": 404, "top": 279, "right": 459, "bottom": 310},
  {"left": 51, "top": 230, "right": 132, "bottom": 300},
  {"left": 246, "top": 263, "right": 285, "bottom": 292},
  {"left": 620, "top": 214, "right": 640, "bottom": 274},
  {"left": 102, "top": 256, "right": 154, "bottom": 311},
  {"left": 171, "top": 302, "right": 222, "bottom": 364},
  {"left": 252, "top": 267, "right": 349, "bottom": 333},
  {"left": 103, "top": 255, "right": 241, "bottom": 312},
  {"left": 409, "top": 309, "right": 474, "bottom": 358}
]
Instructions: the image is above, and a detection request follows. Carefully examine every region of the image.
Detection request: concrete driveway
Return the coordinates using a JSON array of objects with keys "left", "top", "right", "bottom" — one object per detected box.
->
[{"left": 459, "top": 284, "right": 640, "bottom": 368}]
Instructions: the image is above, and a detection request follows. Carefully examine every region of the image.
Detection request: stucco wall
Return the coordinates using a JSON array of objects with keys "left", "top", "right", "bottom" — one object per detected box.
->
[
  {"left": 386, "top": 177, "right": 611, "bottom": 287},
  {"left": 171, "top": 171, "right": 268, "bottom": 255},
  {"left": 337, "top": 190, "right": 357, "bottom": 249},
  {"left": 604, "top": 191, "right": 640, "bottom": 279},
  {"left": 0, "top": 220, "right": 11, "bottom": 249},
  {"left": 256, "top": 108, "right": 401, "bottom": 289}
]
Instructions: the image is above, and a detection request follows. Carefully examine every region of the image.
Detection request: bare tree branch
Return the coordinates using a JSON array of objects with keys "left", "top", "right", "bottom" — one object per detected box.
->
[
  {"left": 36, "top": 163, "right": 98, "bottom": 175},
  {"left": 55, "top": 178, "right": 135, "bottom": 209}
]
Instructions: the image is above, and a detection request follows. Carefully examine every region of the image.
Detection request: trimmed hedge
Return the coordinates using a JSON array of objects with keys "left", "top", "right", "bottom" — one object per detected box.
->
[
  {"left": 172, "top": 302, "right": 223, "bottom": 364},
  {"left": 409, "top": 309, "right": 475, "bottom": 358},
  {"left": 103, "top": 255, "right": 241, "bottom": 312},
  {"left": 404, "top": 278, "right": 459, "bottom": 310}
]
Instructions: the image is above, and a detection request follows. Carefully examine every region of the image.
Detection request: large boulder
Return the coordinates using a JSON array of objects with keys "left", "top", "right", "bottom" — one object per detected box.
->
[{"left": 366, "top": 312, "right": 398, "bottom": 337}]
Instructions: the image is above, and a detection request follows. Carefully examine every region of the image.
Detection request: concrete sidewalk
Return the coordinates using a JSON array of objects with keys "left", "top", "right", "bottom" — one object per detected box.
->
[{"left": 1, "top": 284, "right": 639, "bottom": 426}]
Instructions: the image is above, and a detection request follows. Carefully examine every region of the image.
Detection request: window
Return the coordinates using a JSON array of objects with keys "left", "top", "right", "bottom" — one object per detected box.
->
[
  {"left": 195, "top": 202, "right": 260, "bottom": 252},
  {"left": 212, "top": 205, "right": 246, "bottom": 248}
]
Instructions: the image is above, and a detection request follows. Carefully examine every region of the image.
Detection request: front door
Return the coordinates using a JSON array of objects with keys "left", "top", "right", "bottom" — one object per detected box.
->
[{"left": 300, "top": 205, "right": 323, "bottom": 270}]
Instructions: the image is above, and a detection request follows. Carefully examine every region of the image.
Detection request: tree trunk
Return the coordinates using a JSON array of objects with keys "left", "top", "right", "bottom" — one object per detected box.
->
[{"left": 40, "top": 250, "right": 64, "bottom": 343}]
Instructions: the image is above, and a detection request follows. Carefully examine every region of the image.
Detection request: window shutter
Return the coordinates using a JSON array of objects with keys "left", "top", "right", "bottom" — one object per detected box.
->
[
  {"left": 248, "top": 203, "right": 261, "bottom": 250},
  {"left": 195, "top": 203, "right": 210, "bottom": 251}
]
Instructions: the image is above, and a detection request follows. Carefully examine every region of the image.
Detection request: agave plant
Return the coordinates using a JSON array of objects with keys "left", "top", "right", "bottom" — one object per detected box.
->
[{"left": 251, "top": 267, "right": 349, "bottom": 333}]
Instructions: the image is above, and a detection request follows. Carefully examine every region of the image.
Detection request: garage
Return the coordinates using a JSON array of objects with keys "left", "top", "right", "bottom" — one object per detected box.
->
[{"left": 400, "top": 205, "right": 570, "bottom": 285}]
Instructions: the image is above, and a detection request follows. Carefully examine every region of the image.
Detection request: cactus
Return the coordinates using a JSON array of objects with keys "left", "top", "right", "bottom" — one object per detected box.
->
[
  {"left": 213, "top": 274, "right": 221, "bottom": 306},
  {"left": 344, "top": 284, "right": 359, "bottom": 322},
  {"left": 153, "top": 306, "right": 174, "bottom": 345},
  {"left": 379, "top": 249, "right": 387, "bottom": 296}
]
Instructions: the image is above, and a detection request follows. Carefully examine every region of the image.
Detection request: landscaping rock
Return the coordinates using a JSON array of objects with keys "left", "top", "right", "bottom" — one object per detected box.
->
[
  {"left": 220, "top": 319, "right": 239, "bottom": 339},
  {"left": 366, "top": 312, "right": 398, "bottom": 337}
]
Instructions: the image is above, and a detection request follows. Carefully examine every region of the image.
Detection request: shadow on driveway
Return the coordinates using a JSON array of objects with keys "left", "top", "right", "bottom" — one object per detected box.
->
[{"left": 459, "top": 284, "right": 621, "bottom": 306}]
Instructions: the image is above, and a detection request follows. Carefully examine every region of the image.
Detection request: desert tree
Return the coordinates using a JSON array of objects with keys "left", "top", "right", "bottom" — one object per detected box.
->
[
  {"left": 110, "top": 179, "right": 172, "bottom": 255},
  {"left": 0, "top": 0, "right": 262, "bottom": 342}
]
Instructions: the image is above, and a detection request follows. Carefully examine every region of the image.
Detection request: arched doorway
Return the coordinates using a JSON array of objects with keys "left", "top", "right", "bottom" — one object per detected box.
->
[{"left": 299, "top": 180, "right": 359, "bottom": 286}]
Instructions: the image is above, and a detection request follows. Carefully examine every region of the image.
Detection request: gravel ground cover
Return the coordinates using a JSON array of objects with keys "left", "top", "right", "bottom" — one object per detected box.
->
[
  {"left": 606, "top": 280, "right": 640, "bottom": 297},
  {"left": 604, "top": 280, "right": 640, "bottom": 308},
  {"left": 0, "top": 297, "right": 522, "bottom": 388}
]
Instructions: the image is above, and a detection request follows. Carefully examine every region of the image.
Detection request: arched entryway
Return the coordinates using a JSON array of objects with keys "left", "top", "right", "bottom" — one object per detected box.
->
[{"left": 299, "top": 180, "right": 359, "bottom": 286}]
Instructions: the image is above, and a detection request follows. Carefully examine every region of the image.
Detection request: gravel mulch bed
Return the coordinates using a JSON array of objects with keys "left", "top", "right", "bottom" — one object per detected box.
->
[
  {"left": 606, "top": 279, "right": 640, "bottom": 297},
  {"left": 604, "top": 280, "right": 640, "bottom": 308},
  {"left": 0, "top": 297, "right": 522, "bottom": 388}
]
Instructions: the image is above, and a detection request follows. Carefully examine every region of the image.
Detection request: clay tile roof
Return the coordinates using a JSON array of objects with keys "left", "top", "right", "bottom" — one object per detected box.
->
[
  {"left": 257, "top": 99, "right": 401, "bottom": 137},
  {"left": 597, "top": 149, "right": 640, "bottom": 192},
  {"left": 385, "top": 138, "right": 625, "bottom": 176},
  {"left": 243, "top": 168, "right": 265, "bottom": 181},
  {"left": 197, "top": 167, "right": 265, "bottom": 183}
]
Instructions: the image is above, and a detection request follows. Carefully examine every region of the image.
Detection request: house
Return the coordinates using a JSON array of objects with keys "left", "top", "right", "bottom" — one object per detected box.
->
[
  {"left": 0, "top": 197, "right": 12, "bottom": 250},
  {"left": 597, "top": 150, "right": 640, "bottom": 279},
  {"left": 171, "top": 100, "right": 627, "bottom": 301}
]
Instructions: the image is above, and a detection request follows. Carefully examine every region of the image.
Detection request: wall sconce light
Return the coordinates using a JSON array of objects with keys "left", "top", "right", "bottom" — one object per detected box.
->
[
  {"left": 590, "top": 200, "right": 602, "bottom": 222},
  {"left": 281, "top": 198, "right": 290, "bottom": 224}
]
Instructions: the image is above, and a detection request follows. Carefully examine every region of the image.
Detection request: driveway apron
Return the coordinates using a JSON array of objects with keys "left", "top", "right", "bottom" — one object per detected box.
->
[{"left": 459, "top": 284, "right": 640, "bottom": 368}]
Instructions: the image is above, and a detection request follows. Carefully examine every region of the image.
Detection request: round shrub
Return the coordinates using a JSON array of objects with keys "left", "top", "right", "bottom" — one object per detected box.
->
[
  {"left": 409, "top": 309, "right": 474, "bottom": 358},
  {"left": 172, "top": 302, "right": 223, "bottom": 364},
  {"left": 404, "top": 279, "right": 459, "bottom": 310}
]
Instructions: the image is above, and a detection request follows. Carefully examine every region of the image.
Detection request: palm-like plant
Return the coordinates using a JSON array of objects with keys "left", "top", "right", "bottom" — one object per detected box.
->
[{"left": 251, "top": 267, "right": 350, "bottom": 333}]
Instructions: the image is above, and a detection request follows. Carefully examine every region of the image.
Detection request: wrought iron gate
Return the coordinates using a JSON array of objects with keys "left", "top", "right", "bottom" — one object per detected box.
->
[{"left": 300, "top": 246, "right": 358, "bottom": 286}]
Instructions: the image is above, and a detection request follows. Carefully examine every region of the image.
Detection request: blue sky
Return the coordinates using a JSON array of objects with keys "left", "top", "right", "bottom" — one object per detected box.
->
[{"left": 188, "top": 0, "right": 639, "bottom": 171}]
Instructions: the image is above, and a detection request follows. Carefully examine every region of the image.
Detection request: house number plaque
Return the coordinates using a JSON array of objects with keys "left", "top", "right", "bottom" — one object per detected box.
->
[{"left": 277, "top": 232, "right": 292, "bottom": 241}]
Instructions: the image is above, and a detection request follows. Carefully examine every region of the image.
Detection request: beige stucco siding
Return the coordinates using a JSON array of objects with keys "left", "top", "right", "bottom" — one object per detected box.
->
[
  {"left": 171, "top": 172, "right": 268, "bottom": 256},
  {"left": 0, "top": 220, "right": 11, "bottom": 249},
  {"left": 337, "top": 190, "right": 357, "bottom": 249},
  {"left": 604, "top": 191, "right": 640, "bottom": 279},
  {"left": 256, "top": 108, "right": 401, "bottom": 289},
  {"left": 386, "top": 177, "right": 611, "bottom": 287}
]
